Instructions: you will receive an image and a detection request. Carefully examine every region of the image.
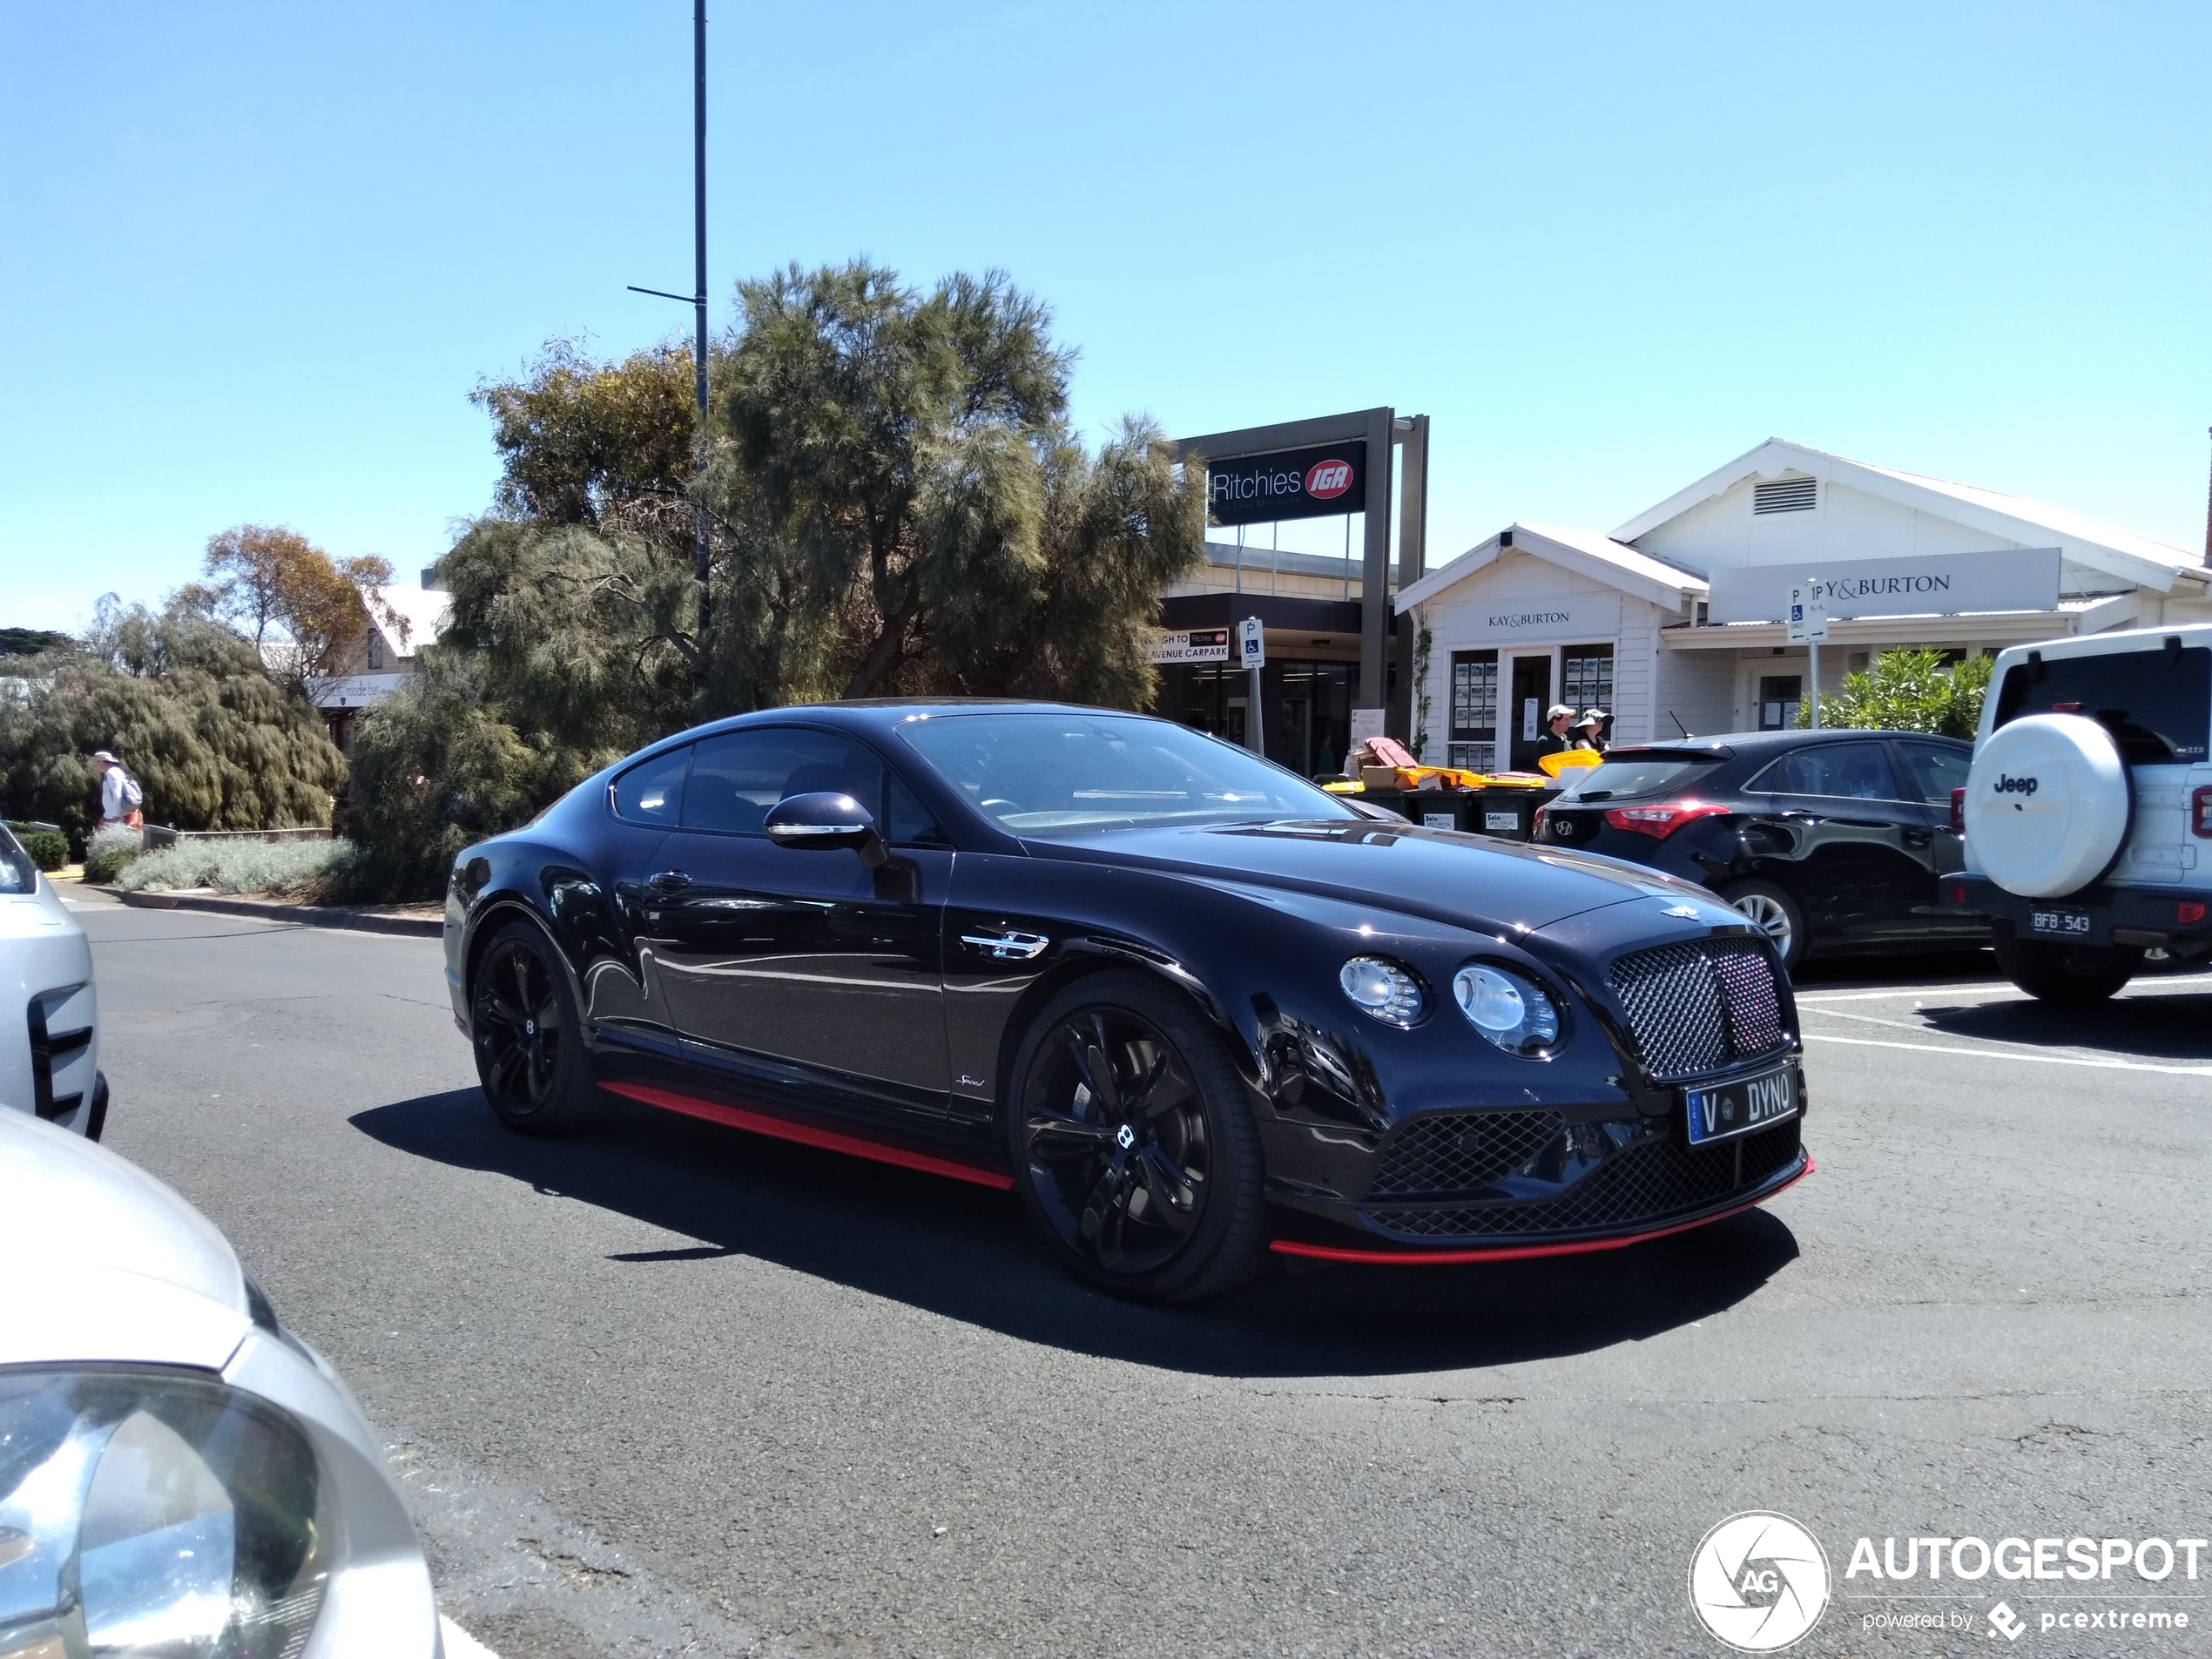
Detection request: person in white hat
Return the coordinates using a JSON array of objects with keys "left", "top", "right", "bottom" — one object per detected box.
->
[
  {"left": 90, "top": 750, "right": 144, "bottom": 831},
  {"left": 1537, "top": 705, "right": 1578, "bottom": 758},
  {"left": 1573, "top": 710, "right": 1610, "bottom": 754}
]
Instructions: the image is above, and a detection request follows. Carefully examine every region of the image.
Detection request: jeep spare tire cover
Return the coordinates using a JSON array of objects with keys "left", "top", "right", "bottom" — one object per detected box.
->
[{"left": 1966, "top": 712, "right": 2129, "bottom": 898}]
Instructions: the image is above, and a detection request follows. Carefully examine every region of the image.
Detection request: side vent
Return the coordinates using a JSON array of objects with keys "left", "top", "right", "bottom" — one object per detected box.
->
[{"left": 1753, "top": 476, "right": 1817, "bottom": 515}]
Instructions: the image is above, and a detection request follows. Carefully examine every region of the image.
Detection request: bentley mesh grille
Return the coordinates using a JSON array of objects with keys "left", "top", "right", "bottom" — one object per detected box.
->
[
  {"left": 1360, "top": 1118, "right": 1801, "bottom": 1240},
  {"left": 1608, "top": 936, "right": 1788, "bottom": 1082},
  {"left": 1365, "top": 1109, "right": 1566, "bottom": 1200}
]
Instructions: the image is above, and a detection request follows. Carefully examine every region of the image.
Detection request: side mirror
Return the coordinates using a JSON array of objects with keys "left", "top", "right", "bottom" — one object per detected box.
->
[{"left": 764, "top": 792, "right": 888, "bottom": 867}]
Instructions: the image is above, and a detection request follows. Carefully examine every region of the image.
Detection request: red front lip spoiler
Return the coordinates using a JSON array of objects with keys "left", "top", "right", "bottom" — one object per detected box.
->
[{"left": 1269, "top": 1156, "right": 1814, "bottom": 1265}]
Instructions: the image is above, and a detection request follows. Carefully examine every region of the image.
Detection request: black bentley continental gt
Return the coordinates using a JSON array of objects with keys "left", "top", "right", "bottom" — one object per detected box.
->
[{"left": 443, "top": 702, "right": 1811, "bottom": 1301}]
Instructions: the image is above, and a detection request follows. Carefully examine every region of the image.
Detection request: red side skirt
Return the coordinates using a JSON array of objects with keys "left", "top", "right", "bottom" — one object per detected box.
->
[{"left": 599, "top": 1080, "right": 1015, "bottom": 1190}]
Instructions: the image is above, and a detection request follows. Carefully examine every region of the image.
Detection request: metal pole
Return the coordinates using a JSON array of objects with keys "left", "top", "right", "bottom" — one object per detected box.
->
[
  {"left": 691, "top": 0, "right": 711, "bottom": 653},
  {"left": 1248, "top": 664, "right": 1264, "bottom": 756},
  {"left": 1809, "top": 635, "right": 1821, "bottom": 730}
]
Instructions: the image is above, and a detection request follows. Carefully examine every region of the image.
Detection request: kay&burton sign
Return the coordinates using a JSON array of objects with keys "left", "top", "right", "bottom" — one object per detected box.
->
[{"left": 1706, "top": 549, "right": 2062, "bottom": 625}]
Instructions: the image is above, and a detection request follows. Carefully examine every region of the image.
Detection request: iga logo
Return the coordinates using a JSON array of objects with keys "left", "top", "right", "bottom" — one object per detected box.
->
[
  {"left": 1304, "top": 458, "right": 1354, "bottom": 499},
  {"left": 1689, "top": 1513, "right": 1831, "bottom": 1652}
]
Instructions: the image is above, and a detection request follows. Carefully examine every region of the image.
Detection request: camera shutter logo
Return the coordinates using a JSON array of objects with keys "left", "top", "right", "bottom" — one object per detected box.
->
[{"left": 1688, "top": 1512, "right": 1831, "bottom": 1651}]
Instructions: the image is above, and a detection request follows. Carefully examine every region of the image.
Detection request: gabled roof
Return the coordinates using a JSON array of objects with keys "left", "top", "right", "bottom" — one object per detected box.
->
[
  {"left": 1610, "top": 438, "right": 2205, "bottom": 594},
  {"left": 1395, "top": 521, "right": 1707, "bottom": 613},
  {"left": 368, "top": 584, "right": 451, "bottom": 656}
]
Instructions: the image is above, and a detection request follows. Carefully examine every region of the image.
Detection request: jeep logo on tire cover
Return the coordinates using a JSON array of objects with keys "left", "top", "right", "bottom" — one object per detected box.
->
[{"left": 1993, "top": 773, "right": 2040, "bottom": 797}]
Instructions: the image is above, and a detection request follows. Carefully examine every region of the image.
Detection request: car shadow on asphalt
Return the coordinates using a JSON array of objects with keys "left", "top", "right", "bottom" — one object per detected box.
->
[
  {"left": 353, "top": 1089, "right": 1800, "bottom": 1379},
  {"left": 1911, "top": 987, "right": 2212, "bottom": 1062}
]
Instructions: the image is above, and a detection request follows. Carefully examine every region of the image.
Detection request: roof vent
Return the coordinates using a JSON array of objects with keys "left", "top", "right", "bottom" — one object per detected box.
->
[{"left": 1753, "top": 477, "right": 1817, "bottom": 515}]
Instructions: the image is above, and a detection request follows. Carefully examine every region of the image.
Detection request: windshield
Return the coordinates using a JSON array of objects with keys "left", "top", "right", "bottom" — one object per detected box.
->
[
  {"left": 1993, "top": 645, "right": 2210, "bottom": 765},
  {"left": 1552, "top": 752, "right": 1722, "bottom": 803},
  {"left": 897, "top": 711, "right": 1359, "bottom": 835},
  {"left": 0, "top": 827, "right": 36, "bottom": 895}
]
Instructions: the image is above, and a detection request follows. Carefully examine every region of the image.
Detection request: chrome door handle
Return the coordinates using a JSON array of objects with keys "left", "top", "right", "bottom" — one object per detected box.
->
[
  {"left": 961, "top": 929, "right": 1049, "bottom": 961},
  {"left": 650, "top": 870, "right": 692, "bottom": 892}
]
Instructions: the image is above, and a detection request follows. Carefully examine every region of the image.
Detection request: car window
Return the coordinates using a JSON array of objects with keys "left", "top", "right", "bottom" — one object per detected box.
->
[
  {"left": 611, "top": 745, "right": 691, "bottom": 826},
  {"left": 1993, "top": 645, "right": 2210, "bottom": 764},
  {"left": 1750, "top": 741, "right": 1904, "bottom": 800},
  {"left": 885, "top": 772, "right": 948, "bottom": 846},
  {"left": 1552, "top": 753, "right": 1722, "bottom": 803},
  {"left": 683, "top": 728, "right": 886, "bottom": 836},
  {"left": 1895, "top": 741, "right": 1971, "bottom": 803},
  {"left": 0, "top": 826, "right": 36, "bottom": 894},
  {"left": 897, "top": 711, "right": 1356, "bottom": 834}
]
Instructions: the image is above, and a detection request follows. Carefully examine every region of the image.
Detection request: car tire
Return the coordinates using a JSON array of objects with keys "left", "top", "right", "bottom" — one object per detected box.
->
[
  {"left": 1992, "top": 924, "right": 2141, "bottom": 1005},
  {"left": 469, "top": 921, "right": 599, "bottom": 1135},
  {"left": 1717, "top": 878, "right": 1807, "bottom": 973},
  {"left": 1005, "top": 970, "right": 1268, "bottom": 1304}
]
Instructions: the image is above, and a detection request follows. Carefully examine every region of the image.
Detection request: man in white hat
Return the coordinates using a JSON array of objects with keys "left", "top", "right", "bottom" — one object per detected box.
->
[
  {"left": 1537, "top": 705, "right": 1578, "bottom": 759},
  {"left": 90, "top": 751, "right": 144, "bottom": 831}
]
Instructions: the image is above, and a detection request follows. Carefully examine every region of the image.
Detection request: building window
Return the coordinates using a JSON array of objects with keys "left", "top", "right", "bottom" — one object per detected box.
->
[
  {"left": 1447, "top": 650, "right": 1497, "bottom": 772},
  {"left": 1758, "top": 674, "right": 1802, "bottom": 731},
  {"left": 1561, "top": 644, "right": 1613, "bottom": 717},
  {"left": 367, "top": 632, "right": 384, "bottom": 671}
]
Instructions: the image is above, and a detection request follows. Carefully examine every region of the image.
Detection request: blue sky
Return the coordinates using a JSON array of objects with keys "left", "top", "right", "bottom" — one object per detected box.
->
[{"left": 4, "top": 2, "right": 2208, "bottom": 630}]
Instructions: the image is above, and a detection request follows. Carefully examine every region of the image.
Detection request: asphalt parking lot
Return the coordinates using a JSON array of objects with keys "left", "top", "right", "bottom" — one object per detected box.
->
[{"left": 70, "top": 888, "right": 2212, "bottom": 1658}]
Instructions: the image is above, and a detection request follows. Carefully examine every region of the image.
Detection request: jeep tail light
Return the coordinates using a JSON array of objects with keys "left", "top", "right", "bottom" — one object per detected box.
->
[
  {"left": 1602, "top": 801, "right": 1730, "bottom": 840},
  {"left": 1946, "top": 879, "right": 1969, "bottom": 907},
  {"left": 2181, "top": 901, "right": 2207, "bottom": 925},
  {"left": 2192, "top": 786, "right": 2212, "bottom": 839},
  {"left": 1951, "top": 786, "right": 1966, "bottom": 836}
]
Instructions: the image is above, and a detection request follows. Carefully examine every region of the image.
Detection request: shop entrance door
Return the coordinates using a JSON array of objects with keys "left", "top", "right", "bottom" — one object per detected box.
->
[{"left": 1508, "top": 657, "right": 1552, "bottom": 772}]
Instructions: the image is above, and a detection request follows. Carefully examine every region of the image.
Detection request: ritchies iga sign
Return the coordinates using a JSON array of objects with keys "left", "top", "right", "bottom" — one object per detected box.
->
[{"left": 1205, "top": 442, "right": 1367, "bottom": 526}]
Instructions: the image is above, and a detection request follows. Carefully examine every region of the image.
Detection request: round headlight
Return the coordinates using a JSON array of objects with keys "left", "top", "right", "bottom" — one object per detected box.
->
[
  {"left": 1453, "top": 963, "right": 1562, "bottom": 1055},
  {"left": 0, "top": 1367, "right": 328, "bottom": 1656},
  {"left": 1339, "top": 956, "right": 1426, "bottom": 1025}
]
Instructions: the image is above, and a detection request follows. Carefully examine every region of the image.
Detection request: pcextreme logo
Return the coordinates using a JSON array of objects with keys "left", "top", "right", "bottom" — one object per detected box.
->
[{"left": 1689, "top": 1512, "right": 1832, "bottom": 1651}]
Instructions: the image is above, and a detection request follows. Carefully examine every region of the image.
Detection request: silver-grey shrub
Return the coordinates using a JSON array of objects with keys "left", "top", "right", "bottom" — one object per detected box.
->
[{"left": 113, "top": 837, "right": 356, "bottom": 900}]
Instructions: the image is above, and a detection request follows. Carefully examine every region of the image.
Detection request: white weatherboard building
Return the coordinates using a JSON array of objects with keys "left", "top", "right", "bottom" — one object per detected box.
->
[{"left": 1396, "top": 439, "right": 2211, "bottom": 772}]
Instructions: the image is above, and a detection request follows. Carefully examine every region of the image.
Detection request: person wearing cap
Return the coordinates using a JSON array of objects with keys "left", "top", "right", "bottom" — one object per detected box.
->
[
  {"left": 1573, "top": 710, "right": 1610, "bottom": 754},
  {"left": 1536, "top": 705, "right": 1578, "bottom": 758},
  {"left": 91, "top": 751, "right": 145, "bottom": 831}
]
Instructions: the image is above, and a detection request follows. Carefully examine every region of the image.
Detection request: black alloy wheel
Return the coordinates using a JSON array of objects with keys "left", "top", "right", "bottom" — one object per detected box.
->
[
  {"left": 1993, "top": 926, "right": 2141, "bottom": 1005},
  {"left": 1008, "top": 971, "right": 1265, "bottom": 1303},
  {"left": 470, "top": 921, "right": 598, "bottom": 1134}
]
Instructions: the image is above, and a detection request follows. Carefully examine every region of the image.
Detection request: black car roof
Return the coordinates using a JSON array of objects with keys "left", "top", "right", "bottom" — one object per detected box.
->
[
  {"left": 626, "top": 698, "right": 1171, "bottom": 758},
  {"left": 1607, "top": 728, "right": 1970, "bottom": 760}
]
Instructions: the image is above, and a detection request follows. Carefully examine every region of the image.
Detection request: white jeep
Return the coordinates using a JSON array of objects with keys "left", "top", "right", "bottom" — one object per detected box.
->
[{"left": 1946, "top": 622, "right": 2212, "bottom": 1001}]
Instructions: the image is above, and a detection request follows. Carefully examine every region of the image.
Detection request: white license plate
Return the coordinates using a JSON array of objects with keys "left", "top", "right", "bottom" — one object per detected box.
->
[
  {"left": 1685, "top": 1065, "right": 1798, "bottom": 1145},
  {"left": 2027, "top": 907, "right": 2092, "bottom": 937}
]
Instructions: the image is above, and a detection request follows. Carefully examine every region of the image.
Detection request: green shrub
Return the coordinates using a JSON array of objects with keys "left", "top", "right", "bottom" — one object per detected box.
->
[
  {"left": 1800, "top": 648, "right": 1993, "bottom": 740},
  {"left": 81, "top": 826, "right": 145, "bottom": 884},
  {"left": 113, "top": 837, "right": 354, "bottom": 900},
  {"left": 19, "top": 831, "right": 67, "bottom": 872}
]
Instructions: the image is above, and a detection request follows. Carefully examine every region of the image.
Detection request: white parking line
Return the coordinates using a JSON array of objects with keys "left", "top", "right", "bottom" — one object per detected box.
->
[
  {"left": 1804, "top": 1032, "right": 2212, "bottom": 1076},
  {"left": 441, "top": 1615, "right": 502, "bottom": 1659},
  {"left": 1796, "top": 972, "right": 2212, "bottom": 1003}
]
